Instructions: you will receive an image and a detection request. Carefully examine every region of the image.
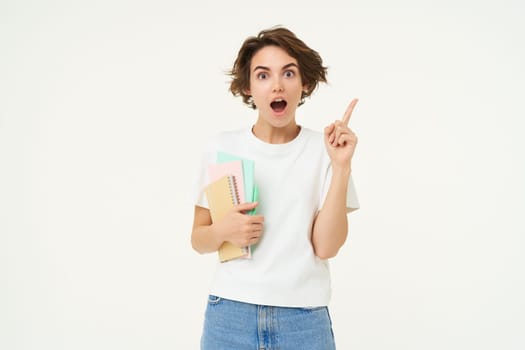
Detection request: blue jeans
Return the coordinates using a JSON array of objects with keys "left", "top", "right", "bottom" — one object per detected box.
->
[{"left": 201, "top": 295, "right": 336, "bottom": 350}]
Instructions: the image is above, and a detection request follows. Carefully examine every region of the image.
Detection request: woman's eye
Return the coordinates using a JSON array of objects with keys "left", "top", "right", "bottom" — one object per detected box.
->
[
  {"left": 257, "top": 72, "right": 268, "bottom": 79},
  {"left": 284, "top": 70, "right": 295, "bottom": 78}
]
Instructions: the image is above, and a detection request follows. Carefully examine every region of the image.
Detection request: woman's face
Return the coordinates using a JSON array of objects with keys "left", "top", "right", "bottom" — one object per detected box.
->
[{"left": 246, "top": 45, "right": 305, "bottom": 129}]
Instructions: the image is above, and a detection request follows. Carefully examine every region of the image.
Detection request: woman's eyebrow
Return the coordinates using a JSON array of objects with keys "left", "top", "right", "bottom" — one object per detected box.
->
[
  {"left": 253, "top": 65, "right": 270, "bottom": 72},
  {"left": 282, "top": 63, "right": 299, "bottom": 70},
  {"left": 253, "top": 62, "right": 299, "bottom": 72}
]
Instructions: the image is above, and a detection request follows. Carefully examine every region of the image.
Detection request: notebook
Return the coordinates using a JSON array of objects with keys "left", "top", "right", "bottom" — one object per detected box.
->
[
  {"left": 217, "top": 152, "right": 254, "bottom": 200},
  {"left": 217, "top": 152, "right": 258, "bottom": 214},
  {"left": 204, "top": 175, "right": 249, "bottom": 262},
  {"left": 208, "top": 160, "right": 246, "bottom": 203}
]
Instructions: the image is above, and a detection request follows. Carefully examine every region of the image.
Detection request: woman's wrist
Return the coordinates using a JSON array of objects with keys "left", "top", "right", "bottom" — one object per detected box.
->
[{"left": 331, "top": 164, "right": 352, "bottom": 178}]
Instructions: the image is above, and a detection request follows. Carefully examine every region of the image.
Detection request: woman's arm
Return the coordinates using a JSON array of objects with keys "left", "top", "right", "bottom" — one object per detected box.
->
[
  {"left": 311, "top": 98, "right": 358, "bottom": 259},
  {"left": 311, "top": 166, "right": 351, "bottom": 259},
  {"left": 191, "top": 206, "right": 222, "bottom": 254}
]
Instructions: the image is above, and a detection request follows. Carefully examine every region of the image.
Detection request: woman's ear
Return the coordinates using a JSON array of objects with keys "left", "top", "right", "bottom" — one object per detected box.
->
[{"left": 302, "top": 84, "right": 309, "bottom": 94}]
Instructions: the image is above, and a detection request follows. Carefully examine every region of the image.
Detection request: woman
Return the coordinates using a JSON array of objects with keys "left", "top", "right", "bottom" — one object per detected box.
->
[{"left": 191, "top": 26, "right": 360, "bottom": 349}]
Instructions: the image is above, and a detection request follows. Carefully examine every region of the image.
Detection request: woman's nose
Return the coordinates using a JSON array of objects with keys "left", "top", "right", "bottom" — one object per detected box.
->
[{"left": 272, "top": 79, "right": 284, "bottom": 92}]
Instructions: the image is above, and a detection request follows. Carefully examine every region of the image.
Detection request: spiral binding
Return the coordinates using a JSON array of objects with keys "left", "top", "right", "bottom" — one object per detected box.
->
[{"left": 227, "top": 175, "right": 240, "bottom": 205}]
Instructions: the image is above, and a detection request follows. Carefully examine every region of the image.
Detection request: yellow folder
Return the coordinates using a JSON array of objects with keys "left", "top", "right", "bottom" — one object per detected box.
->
[{"left": 204, "top": 175, "right": 248, "bottom": 262}]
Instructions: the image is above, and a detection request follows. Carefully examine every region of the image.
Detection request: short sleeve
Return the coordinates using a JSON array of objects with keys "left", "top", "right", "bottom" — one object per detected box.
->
[
  {"left": 193, "top": 145, "right": 213, "bottom": 209},
  {"left": 320, "top": 165, "right": 360, "bottom": 213},
  {"left": 345, "top": 174, "right": 360, "bottom": 213}
]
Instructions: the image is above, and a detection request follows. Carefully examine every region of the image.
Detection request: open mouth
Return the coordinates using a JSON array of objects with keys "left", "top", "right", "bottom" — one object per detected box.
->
[{"left": 270, "top": 98, "right": 287, "bottom": 113}]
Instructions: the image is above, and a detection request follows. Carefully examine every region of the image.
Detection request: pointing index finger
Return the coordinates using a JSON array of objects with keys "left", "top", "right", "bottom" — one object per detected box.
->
[{"left": 342, "top": 98, "right": 359, "bottom": 125}]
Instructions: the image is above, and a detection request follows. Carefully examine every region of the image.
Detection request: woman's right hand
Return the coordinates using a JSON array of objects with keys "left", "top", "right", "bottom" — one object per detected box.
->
[{"left": 212, "top": 202, "right": 264, "bottom": 247}]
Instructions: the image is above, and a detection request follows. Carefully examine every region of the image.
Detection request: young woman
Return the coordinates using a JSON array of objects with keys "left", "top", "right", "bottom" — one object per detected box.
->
[{"left": 191, "top": 26, "right": 360, "bottom": 349}]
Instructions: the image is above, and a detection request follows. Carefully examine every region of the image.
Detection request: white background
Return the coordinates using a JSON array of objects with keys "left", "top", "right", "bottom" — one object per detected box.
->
[{"left": 1, "top": 0, "right": 524, "bottom": 349}]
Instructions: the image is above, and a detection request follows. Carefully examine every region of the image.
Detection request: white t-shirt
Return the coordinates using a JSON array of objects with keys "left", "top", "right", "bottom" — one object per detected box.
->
[{"left": 194, "top": 126, "right": 359, "bottom": 307}]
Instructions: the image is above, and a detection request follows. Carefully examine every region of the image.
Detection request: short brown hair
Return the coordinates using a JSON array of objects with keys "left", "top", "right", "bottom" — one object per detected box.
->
[{"left": 229, "top": 26, "right": 328, "bottom": 109}]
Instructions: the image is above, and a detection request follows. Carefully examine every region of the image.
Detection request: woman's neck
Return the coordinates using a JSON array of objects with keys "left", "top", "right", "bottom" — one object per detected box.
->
[{"left": 252, "top": 120, "right": 300, "bottom": 144}]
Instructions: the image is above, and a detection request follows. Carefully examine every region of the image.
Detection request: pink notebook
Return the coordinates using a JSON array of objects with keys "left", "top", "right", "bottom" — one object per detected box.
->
[{"left": 208, "top": 160, "right": 245, "bottom": 203}]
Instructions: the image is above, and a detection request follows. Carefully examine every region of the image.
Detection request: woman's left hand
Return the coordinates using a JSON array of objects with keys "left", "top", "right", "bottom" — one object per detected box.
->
[{"left": 324, "top": 98, "right": 359, "bottom": 170}]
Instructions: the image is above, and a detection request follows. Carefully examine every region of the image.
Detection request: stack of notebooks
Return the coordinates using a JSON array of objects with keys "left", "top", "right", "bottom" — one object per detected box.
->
[{"left": 204, "top": 152, "right": 259, "bottom": 262}]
